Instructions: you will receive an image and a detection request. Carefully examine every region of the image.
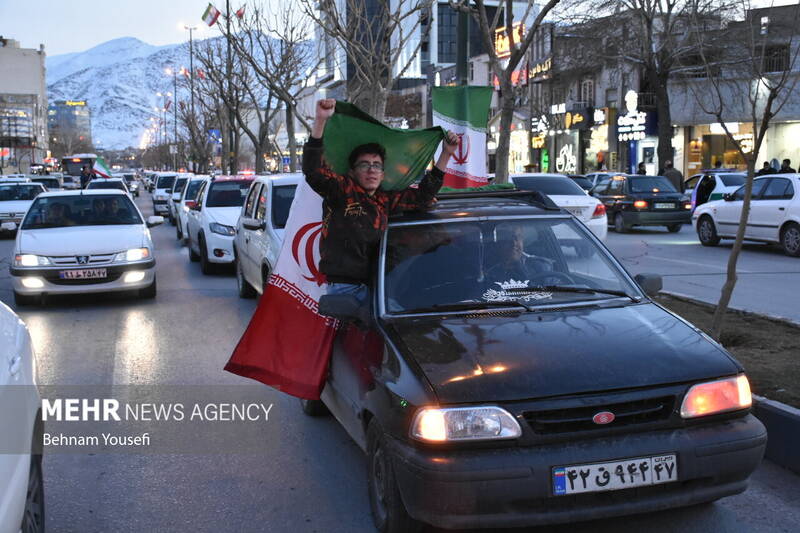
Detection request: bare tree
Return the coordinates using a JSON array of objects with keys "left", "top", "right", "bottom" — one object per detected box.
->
[
  {"left": 681, "top": 1, "right": 800, "bottom": 339},
  {"left": 449, "top": 0, "right": 561, "bottom": 183},
  {"left": 301, "top": 0, "right": 434, "bottom": 121}
]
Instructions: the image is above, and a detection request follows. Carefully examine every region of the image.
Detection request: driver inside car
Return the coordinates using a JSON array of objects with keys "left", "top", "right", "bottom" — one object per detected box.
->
[{"left": 485, "top": 223, "right": 553, "bottom": 284}]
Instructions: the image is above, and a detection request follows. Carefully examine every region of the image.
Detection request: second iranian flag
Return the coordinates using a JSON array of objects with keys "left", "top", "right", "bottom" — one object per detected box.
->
[{"left": 432, "top": 86, "right": 493, "bottom": 188}]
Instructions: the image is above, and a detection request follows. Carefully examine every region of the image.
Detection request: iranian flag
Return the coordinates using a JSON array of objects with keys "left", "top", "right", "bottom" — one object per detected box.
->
[
  {"left": 202, "top": 3, "right": 221, "bottom": 26},
  {"left": 432, "top": 86, "right": 493, "bottom": 188},
  {"left": 92, "top": 156, "right": 112, "bottom": 178}
]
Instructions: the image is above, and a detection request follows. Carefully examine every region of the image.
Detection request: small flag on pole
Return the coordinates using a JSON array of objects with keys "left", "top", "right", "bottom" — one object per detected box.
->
[
  {"left": 235, "top": 5, "right": 246, "bottom": 19},
  {"left": 179, "top": 66, "right": 190, "bottom": 77},
  {"left": 202, "top": 3, "right": 221, "bottom": 26},
  {"left": 196, "top": 69, "right": 206, "bottom": 80},
  {"left": 164, "top": 100, "right": 172, "bottom": 111},
  {"left": 92, "top": 156, "right": 112, "bottom": 179}
]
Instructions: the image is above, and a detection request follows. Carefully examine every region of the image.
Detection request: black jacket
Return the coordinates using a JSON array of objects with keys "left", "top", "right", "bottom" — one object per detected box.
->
[{"left": 302, "top": 137, "right": 444, "bottom": 284}]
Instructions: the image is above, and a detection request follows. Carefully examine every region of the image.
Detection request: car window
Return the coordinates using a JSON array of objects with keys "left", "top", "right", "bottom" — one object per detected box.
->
[
  {"left": 685, "top": 175, "right": 700, "bottom": 189},
  {"left": 88, "top": 181, "right": 126, "bottom": 191},
  {"left": 383, "top": 218, "right": 637, "bottom": 313},
  {"left": 22, "top": 194, "right": 142, "bottom": 229},
  {"left": 255, "top": 186, "right": 267, "bottom": 221},
  {"left": 733, "top": 178, "right": 768, "bottom": 201},
  {"left": 0, "top": 184, "right": 44, "bottom": 201},
  {"left": 271, "top": 185, "right": 297, "bottom": 229},
  {"left": 156, "top": 175, "right": 176, "bottom": 189},
  {"left": 719, "top": 174, "right": 746, "bottom": 187},
  {"left": 206, "top": 181, "right": 251, "bottom": 207},
  {"left": 629, "top": 176, "right": 677, "bottom": 193},
  {"left": 608, "top": 178, "right": 625, "bottom": 194},
  {"left": 184, "top": 180, "right": 204, "bottom": 202},
  {"left": 244, "top": 183, "right": 261, "bottom": 218},
  {"left": 592, "top": 180, "right": 610, "bottom": 194},
  {"left": 761, "top": 178, "right": 792, "bottom": 200},
  {"left": 195, "top": 182, "right": 207, "bottom": 208},
  {"left": 33, "top": 178, "right": 59, "bottom": 189},
  {"left": 570, "top": 177, "right": 593, "bottom": 190},
  {"left": 173, "top": 177, "right": 188, "bottom": 193},
  {"left": 513, "top": 176, "right": 585, "bottom": 196}
]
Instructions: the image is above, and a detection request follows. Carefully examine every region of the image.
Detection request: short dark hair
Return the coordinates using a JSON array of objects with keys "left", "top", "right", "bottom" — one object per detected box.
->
[
  {"left": 349, "top": 143, "right": 386, "bottom": 169},
  {"left": 783, "top": 158, "right": 791, "bottom": 164}
]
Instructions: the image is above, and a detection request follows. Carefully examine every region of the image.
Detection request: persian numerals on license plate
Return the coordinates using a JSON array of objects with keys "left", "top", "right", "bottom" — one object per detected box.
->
[
  {"left": 59, "top": 268, "right": 107, "bottom": 279},
  {"left": 654, "top": 203, "right": 675, "bottom": 209},
  {"left": 552, "top": 454, "right": 677, "bottom": 495}
]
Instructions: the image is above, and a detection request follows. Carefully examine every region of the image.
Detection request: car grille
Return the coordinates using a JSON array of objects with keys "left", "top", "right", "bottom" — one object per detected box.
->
[
  {"left": 523, "top": 395, "right": 675, "bottom": 435},
  {"left": 49, "top": 254, "right": 116, "bottom": 266}
]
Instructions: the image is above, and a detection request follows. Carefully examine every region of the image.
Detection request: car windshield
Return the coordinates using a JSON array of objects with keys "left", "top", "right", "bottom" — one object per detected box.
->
[
  {"left": 629, "top": 176, "right": 677, "bottom": 193},
  {"left": 272, "top": 185, "right": 297, "bottom": 229},
  {"left": 184, "top": 179, "right": 205, "bottom": 200},
  {"left": 33, "top": 178, "right": 60, "bottom": 189},
  {"left": 383, "top": 218, "right": 639, "bottom": 313},
  {"left": 123, "top": 174, "right": 135, "bottom": 182},
  {"left": 21, "top": 194, "right": 142, "bottom": 229},
  {"left": 513, "top": 176, "right": 586, "bottom": 195},
  {"left": 720, "top": 174, "right": 746, "bottom": 187},
  {"left": 173, "top": 177, "right": 188, "bottom": 193},
  {"left": 0, "top": 184, "right": 44, "bottom": 201},
  {"left": 571, "top": 177, "right": 594, "bottom": 190},
  {"left": 87, "top": 180, "right": 126, "bottom": 191},
  {"left": 156, "top": 175, "right": 176, "bottom": 189},
  {"left": 206, "top": 180, "right": 251, "bottom": 207}
]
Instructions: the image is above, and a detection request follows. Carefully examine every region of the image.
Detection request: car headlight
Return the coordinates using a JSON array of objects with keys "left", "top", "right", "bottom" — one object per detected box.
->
[
  {"left": 114, "top": 247, "right": 151, "bottom": 262},
  {"left": 410, "top": 406, "right": 521, "bottom": 442},
  {"left": 209, "top": 223, "right": 235, "bottom": 236},
  {"left": 14, "top": 254, "right": 51, "bottom": 267},
  {"left": 680, "top": 374, "right": 752, "bottom": 419}
]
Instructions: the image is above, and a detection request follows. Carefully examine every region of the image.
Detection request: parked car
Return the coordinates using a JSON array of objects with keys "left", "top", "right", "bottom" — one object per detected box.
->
[
  {"left": 591, "top": 174, "right": 692, "bottom": 233},
  {"left": 584, "top": 171, "right": 615, "bottom": 188},
  {"left": 176, "top": 176, "right": 209, "bottom": 244},
  {"left": 6, "top": 190, "right": 163, "bottom": 305},
  {"left": 185, "top": 175, "right": 254, "bottom": 274},
  {"left": 0, "top": 301, "right": 43, "bottom": 533},
  {"left": 0, "top": 182, "right": 46, "bottom": 236},
  {"left": 510, "top": 173, "right": 607, "bottom": 241},
  {"left": 694, "top": 173, "right": 800, "bottom": 256},
  {"left": 166, "top": 175, "right": 189, "bottom": 225},
  {"left": 233, "top": 173, "right": 300, "bottom": 297},
  {"left": 30, "top": 176, "right": 62, "bottom": 191},
  {"left": 151, "top": 173, "right": 177, "bottom": 216},
  {"left": 685, "top": 172, "right": 746, "bottom": 212},
  {"left": 86, "top": 177, "right": 130, "bottom": 196},
  {"left": 309, "top": 189, "right": 765, "bottom": 532}
]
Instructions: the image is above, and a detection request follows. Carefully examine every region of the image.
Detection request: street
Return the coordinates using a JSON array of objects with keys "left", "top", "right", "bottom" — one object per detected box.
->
[{"left": 0, "top": 194, "right": 797, "bottom": 533}]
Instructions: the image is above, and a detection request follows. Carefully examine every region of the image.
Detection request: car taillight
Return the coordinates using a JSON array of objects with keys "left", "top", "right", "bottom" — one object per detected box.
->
[
  {"left": 633, "top": 200, "right": 648, "bottom": 209},
  {"left": 680, "top": 375, "right": 752, "bottom": 419},
  {"left": 592, "top": 203, "right": 606, "bottom": 218}
]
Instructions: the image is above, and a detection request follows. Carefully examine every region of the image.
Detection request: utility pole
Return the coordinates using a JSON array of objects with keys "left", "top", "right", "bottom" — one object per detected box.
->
[
  {"left": 456, "top": 3, "right": 469, "bottom": 86},
  {"left": 185, "top": 25, "right": 198, "bottom": 172},
  {"left": 226, "top": 0, "right": 236, "bottom": 175}
]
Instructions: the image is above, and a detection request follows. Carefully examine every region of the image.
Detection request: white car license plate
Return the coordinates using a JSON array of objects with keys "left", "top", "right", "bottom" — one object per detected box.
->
[
  {"left": 654, "top": 203, "right": 675, "bottom": 209},
  {"left": 59, "top": 268, "right": 107, "bottom": 280},
  {"left": 565, "top": 207, "right": 585, "bottom": 217},
  {"left": 553, "top": 454, "right": 677, "bottom": 495}
]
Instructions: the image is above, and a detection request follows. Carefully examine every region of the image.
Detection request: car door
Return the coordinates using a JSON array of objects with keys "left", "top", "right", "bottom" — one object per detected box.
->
[
  {"left": 187, "top": 181, "right": 207, "bottom": 251},
  {"left": 599, "top": 177, "right": 626, "bottom": 216},
  {"left": 714, "top": 178, "right": 768, "bottom": 238},
  {"left": 239, "top": 183, "right": 263, "bottom": 284},
  {"left": 749, "top": 177, "right": 794, "bottom": 242}
]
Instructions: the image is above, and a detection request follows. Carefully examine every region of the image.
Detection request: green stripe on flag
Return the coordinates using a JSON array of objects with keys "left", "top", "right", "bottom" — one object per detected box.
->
[
  {"left": 432, "top": 86, "right": 494, "bottom": 131},
  {"left": 322, "top": 101, "right": 445, "bottom": 191}
]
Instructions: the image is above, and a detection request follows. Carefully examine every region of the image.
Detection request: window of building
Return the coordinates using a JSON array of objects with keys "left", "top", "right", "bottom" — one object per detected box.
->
[
  {"left": 762, "top": 45, "right": 790, "bottom": 73},
  {"left": 437, "top": 4, "right": 458, "bottom": 63},
  {"left": 580, "top": 79, "right": 595, "bottom": 106}
]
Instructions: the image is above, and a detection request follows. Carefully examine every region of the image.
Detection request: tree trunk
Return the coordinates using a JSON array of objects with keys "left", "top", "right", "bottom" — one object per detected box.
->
[
  {"left": 654, "top": 73, "right": 672, "bottom": 173},
  {"left": 710, "top": 157, "right": 756, "bottom": 340},
  {"left": 286, "top": 104, "right": 297, "bottom": 173},
  {"left": 494, "top": 81, "right": 515, "bottom": 184}
]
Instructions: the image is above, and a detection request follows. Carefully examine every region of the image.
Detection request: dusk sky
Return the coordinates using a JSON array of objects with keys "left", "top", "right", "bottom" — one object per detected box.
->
[{"left": 0, "top": 0, "right": 292, "bottom": 56}]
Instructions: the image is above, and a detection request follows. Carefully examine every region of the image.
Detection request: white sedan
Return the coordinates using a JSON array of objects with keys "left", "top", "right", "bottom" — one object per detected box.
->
[
  {"left": 0, "top": 182, "right": 46, "bottom": 235},
  {"left": 0, "top": 301, "right": 43, "bottom": 533},
  {"left": 510, "top": 173, "right": 608, "bottom": 240},
  {"left": 5, "top": 190, "right": 163, "bottom": 305},
  {"left": 693, "top": 173, "right": 800, "bottom": 256}
]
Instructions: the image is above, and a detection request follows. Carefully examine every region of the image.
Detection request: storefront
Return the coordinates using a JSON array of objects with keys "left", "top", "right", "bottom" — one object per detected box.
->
[
  {"left": 616, "top": 91, "right": 658, "bottom": 174},
  {"left": 584, "top": 107, "right": 613, "bottom": 173},
  {"left": 488, "top": 111, "right": 531, "bottom": 174},
  {"left": 681, "top": 122, "right": 754, "bottom": 174}
]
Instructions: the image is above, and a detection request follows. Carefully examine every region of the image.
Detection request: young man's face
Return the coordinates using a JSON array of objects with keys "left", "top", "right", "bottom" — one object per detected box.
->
[{"left": 352, "top": 154, "right": 384, "bottom": 193}]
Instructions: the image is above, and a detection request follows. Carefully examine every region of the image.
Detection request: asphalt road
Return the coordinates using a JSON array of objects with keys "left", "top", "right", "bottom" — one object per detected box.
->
[
  {"left": 0, "top": 193, "right": 798, "bottom": 532},
  {"left": 603, "top": 223, "right": 800, "bottom": 324}
]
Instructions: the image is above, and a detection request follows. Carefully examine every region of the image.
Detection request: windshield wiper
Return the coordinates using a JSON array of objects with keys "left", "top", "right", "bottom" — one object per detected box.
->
[
  {"left": 398, "top": 300, "right": 533, "bottom": 314},
  {"left": 508, "top": 285, "right": 640, "bottom": 302}
]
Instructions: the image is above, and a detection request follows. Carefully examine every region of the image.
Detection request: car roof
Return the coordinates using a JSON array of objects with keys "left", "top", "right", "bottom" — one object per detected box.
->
[
  {"left": 510, "top": 173, "right": 570, "bottom": 179},
  {"left": 210, "top": 175, "right": 255, "bottom": 182},
  {"left": 389, "top": 193, "right": 564, "bottom": 224},
  {"left": 38, "top": 189, "right": 128, "bottom": 198},
  {"left": 90, "top": 177, "right": 124, "bottom": 182},
  {"left": 254, "top": 173, "right": 303, "bottom": 186}
]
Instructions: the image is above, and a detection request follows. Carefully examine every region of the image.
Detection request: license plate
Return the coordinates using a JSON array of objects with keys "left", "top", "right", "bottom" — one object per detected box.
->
[
  {"left": 59, "top": 268, "right": 107, "bottom": 279},
  {"left": 565, "top": 207, "right": 585, "bottom": 217},
  {"left": 553, "top": 454, "right": 677, "bottom": 495},
  {"left": 654, "top": 203, "right": 675, "bottom": 209}
]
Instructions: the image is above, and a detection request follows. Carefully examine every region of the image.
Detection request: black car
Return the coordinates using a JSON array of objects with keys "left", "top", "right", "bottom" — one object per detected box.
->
[
  {"left": 569, "top": 175, "right": 594, "bottom": 191},
  {"left": 592, "top": 174, "right": 692, "bottom": 233},
  {"left": 310, "top": 190, "right": 766, "bottom": 532}
]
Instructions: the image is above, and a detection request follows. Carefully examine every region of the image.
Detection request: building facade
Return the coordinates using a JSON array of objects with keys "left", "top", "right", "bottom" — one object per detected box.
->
[
  {"left": 0, "top": 37, "right": 49, "bottom": 174},
  {"left": 48, "top": 99, "right": 93, "bottom": 156}
]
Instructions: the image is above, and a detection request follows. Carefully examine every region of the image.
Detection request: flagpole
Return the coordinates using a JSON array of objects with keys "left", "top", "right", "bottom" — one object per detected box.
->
[
  {"left": 184, "top": 24, "right": 198, "bottom": 172},
  {"left": 226, "top": 0, "right": 235, "bottom": 175}
]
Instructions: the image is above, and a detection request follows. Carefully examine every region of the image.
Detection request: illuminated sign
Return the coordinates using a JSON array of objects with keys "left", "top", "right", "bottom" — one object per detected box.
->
[
  {"left": 65, "top": 100, "right": 86, "bottom": 107},
  {"left": 733, "top": 133, "right": 754, "bottom": 153},
  {"left": 617, "top": 92, "right": 656, "bottom": 141},
  {"left": 594, "top": 108, "right": 607, "bottom": 125},
  {"left": 550, "top": 103, "right": 566, "bottom": 114},
  {"left": 566, "top": 110, "right": 587, "bottom": 129},
  {"left": 529, "top": 57, "right": 552, "bottom": 80},
  {"left": 495, "top": 23, "right": 525, "bottom": 59},
  {"left": 531, "top": 133, "right": 546, "bottom": 149},
  {"left": 555, "top": 143, "right": 577, "bottom": 173}
]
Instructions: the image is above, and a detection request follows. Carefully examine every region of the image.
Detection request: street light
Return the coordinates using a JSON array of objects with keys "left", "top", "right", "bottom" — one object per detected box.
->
[
  {"left": 165, "top": 66, "right": 179, "bottom": 171},
  {"left": 183, "top": 24, "right": 199, "bottom": 172}
]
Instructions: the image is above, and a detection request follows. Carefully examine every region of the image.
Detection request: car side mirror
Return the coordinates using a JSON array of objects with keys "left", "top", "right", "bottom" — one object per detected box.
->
[
  {"left": 723, "top": 193, "right": 734, "bottom": 201},
  {"left": 146, "top": 216, "right": 165, "bottom": 227},
  {"left": 1, "top": 221, "right": 17, "bottom": 231},
  {"left": 634, "top": 273, "right": 662, "bottom": 297},
  {"left": 242, "top": 218, "right": 266, "bottom": 231},
  {"left": 318, "top": 294, "right": 369, "bottom": 323}
]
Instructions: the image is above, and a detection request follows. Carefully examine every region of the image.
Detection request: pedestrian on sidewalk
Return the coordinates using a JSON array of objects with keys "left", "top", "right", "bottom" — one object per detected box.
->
[
  {"left": 756, "top": 161, "right": 775, "bottom": 176},
  {"left": 663, "top": 160, "right": 684, "bottom": 193},
  {"left": 778, "top": 159, "right": 796, "bottom": 173},
  {"left": 636, "top": 162, "right": 647, "bottom": 175}
]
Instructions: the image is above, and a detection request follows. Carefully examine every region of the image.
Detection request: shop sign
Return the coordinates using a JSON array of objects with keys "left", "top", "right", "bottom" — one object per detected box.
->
[
  {"left": 529, "top": 57, "right": 552, "bottom": 80},
  {"left": 593, "top": 108, "right": 608, "bottom": 125},
  {"left": 495, "top": 23, "right": 525, "bottom": 59},
  {"left": 551, "top": 103, "right": 566, "bottom": 114},
  {"left": 65, "top": 100, "right": 86, "bottom": 107},
  {"left": 617, "top": 91, "right": 656, "bottom": 142},
  {"left": 531, "top": 114, "right": 549, "bottom": 134},
  {"left": 733, "top": 133, "right": 754, "bottom": 153},
  {"left": 531, "top": 133, "right": 546, "bottom": 149},
  {"left": 555, "top": 143, "right": 578, "bottom": 173},
  {"left": 566, "top": 108, "right": 591, "bottom": 130}
]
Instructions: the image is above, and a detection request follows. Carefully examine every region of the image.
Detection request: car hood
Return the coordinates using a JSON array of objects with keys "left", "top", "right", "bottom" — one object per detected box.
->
[
  {"left": 385, "top": 303, "right": 739, "bottom": 404},
  {"left": 0, "top": 200, "right": 33, "bottom": 214},
  {"left": 206, "top": 207, "right": 241, "bottom": 227},
  {"left": 19, "top": 225, "right": 147, "bottom": 255}
]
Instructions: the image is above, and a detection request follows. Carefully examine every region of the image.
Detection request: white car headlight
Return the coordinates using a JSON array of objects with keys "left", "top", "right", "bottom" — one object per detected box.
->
[
  {"left": 114, "top": 248, "right": 151, "bottom": 262},
  {"left": 209, "top": 223, "right": 235, "bottom": 236},
  {"left": 410, "top": 406, "right": 522, "bottom": 442},
  {"left": 14, "top": 254, "right": 51, "bottom": 267}
]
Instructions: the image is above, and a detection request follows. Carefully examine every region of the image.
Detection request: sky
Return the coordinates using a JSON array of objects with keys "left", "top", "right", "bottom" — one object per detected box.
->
[{"left": 0, "top": 0, "right": 295, "bottom": 56}]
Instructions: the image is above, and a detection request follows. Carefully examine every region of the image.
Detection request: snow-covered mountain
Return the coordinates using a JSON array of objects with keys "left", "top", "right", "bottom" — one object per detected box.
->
[{"left": 46, "top": 37, "right": 190, "bottom": 150}]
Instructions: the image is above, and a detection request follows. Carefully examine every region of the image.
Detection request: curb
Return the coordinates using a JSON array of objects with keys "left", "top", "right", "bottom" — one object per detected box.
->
[
  {"left": 753, "top": 395, "right": 800, "bottom": 475},
  {"left": 658, "top": 291, "right": 800, "bottom": 475}
]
